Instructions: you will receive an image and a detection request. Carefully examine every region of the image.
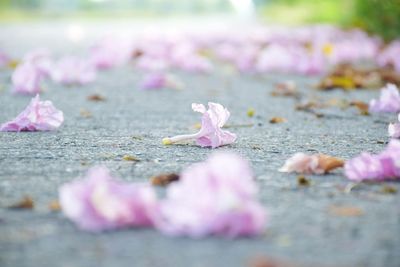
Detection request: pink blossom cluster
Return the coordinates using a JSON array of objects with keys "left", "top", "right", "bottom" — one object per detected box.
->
[
  {"left": 345, "top": 140, "right": 400, "bottom": 181},
  {"left": 59, "top": 153, "right": 267, "bottom": 237}
]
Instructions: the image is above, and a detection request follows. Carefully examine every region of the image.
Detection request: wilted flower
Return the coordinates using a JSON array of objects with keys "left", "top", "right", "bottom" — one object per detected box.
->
[
  {"left": 59, "top": 166, "right": 157, "bottom": 232},
  {"left": 345, "top": 140, "right": 400, "bottom": 181},
  {"left": 162, "top": 102, "right": 237, "bottom": 148},
  {"left": 155, "top": 152, "right": 267, "bottom": 238},
  {"left": 0, "top": 95, "right": 64, "bottom": 132},
  {"left": 11, "top": 62, "right": 43, "bottom": 95},
  {"left": 51, "top": 56, "right": 96, "bottom": 85},
  {"left": 369, "top": 84, "right": 400, "bottom": 113},
  {"left": 139, "top": 72, "right": 183, "bottom": 90},
  {"left": 279, "top": 153, "right": 344, "bottom": 174}
]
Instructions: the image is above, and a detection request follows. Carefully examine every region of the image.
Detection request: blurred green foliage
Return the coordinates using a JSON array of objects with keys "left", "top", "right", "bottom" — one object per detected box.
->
[
  {"left": 352, "top": 0, "right": 400, "bottom": 41},
  {"left": 258, "top": 0, "right": 400, "bottom": 40},
  {"left": 0, "top": 0, "right": 399, "bottom": 40}
]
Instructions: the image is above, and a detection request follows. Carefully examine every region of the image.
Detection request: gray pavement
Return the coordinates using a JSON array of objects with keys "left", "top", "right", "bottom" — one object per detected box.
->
[{"left": 0, "top": 21, "right": 399, "bottom": 267}]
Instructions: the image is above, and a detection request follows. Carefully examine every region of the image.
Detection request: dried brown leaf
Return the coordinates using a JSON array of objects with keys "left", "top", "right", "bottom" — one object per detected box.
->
[
  {"left": 269, "top": 117, "right": 287, "bottom": 124},
  {"left": 87, "top": 94, "right": 106, "bottom": 102},
  {"left": 350, "top": 101, "right": 370, "bottom": 115},
  {"left": 151, "top": 173, "right": 180, "bottom": 186},
  {"left": 8, "top": 196, "right": 34, "bottom": 209},
  {"left": 317, "top": 154, "right": 344, "bottom": 173}
]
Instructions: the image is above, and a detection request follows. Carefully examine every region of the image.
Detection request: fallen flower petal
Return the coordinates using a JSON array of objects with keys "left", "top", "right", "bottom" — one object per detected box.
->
[
  {"left": 345, "top": 140, "right": 400, "bottom": 181},
  {"left": 369, "top": 83, "right": 400, "bottom": 113},
  {"left": 154, "top": 152, "right": 267, "bottom": 238},
  {"left": 0, "top": 51, "right": 10, "bottom": 68},
  {"left": 59, "top": 166, "right": 157, "bottom": 232},
  {"left": 0, "top": 95, "right": 64, "bottom": 132},
  {"left": 90, "top": 37, "right": 133, "bottom": 70},
  {"left": 279, "top": 153, "right": 344, "bottom": 174},
  {"left": 389, "top": 124, "right": 400, "bottom": 138},
  {"left": 52, "top": 56, "right": 96, "bottom": 85},
  {"left": 162, "top": 102, "right": 237, "bottom": 148},
  {"left": 139, "top": 72, "right": 183, "bottom": 90},
  {"left": 12, "top": 62, "right": 43, "bottom": 95},
  {"left": 388, "top": 113, "right": 400, "bottom": 138}
]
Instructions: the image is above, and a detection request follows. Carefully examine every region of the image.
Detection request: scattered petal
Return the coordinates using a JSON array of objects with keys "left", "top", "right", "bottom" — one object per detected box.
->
[
  {"left": 344, "top": 140, "right": 400, "bottom": 181},
  {"left": 139, "top": 72, "right": 183, "bottom": 90},
  {"left": 163, "top": 102, "right": 237, "bottom": 148},
  {"left": 59, "top": 166, "right": 157, "bottom": 232},
  {"left": 12, "top": 62, "right": 43, "bottom": 95},
  {"left": 369, "top": 83, "right": 400, "bottom": 113},
  {"left": 279, "top": 153, "right": 344, "bottom": 174},
  {"left": 154, "top": 152, "right": 267, "bottom": 238},
  {"left": 0, "top": 95, "right": 64, "bottom": 132},
  {"left": 52, "top": 56, "right": 96, "bottom": 85}
]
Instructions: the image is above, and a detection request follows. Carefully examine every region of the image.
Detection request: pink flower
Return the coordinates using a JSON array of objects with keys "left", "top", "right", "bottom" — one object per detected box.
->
[
  {"left": 12, "top": 62, "right": 43, "bottom": 95},
  {"left": 23, "top": 49, "right": 53, "bottom": 77},
  {"left": 378, "top": 41, "right": 400, "bottom": 73},
  {"left": 51, "top": 57, "right": 96, "bottom": 85},
  {"left": 345, "top": 140, "right": 400, "bottom": 181},
  {"left": 139, "top": 72, "right": 183, "bottom": 90},
  {"left": 279, "top": 153, "right": 321, "bottom": 174},
  {"left": 369, "top": 84, "right": 400, "bottom": 113},
  {"left": 279, "top": 153, "right": 344, "bottom": 174},
  {"left": 162, "top": 102, "right": 237, "bottom": 148},
  {"left": 89, "top": 37, "right": 133, "bottom": 69},
  {"left": 154, "top": 152, "right": 267, "bottom": 238},
  {"left": 59, "top": 166, "right": 157, "bottom": 232},
  {"left": 388, "top": 114, "right": 400, "bottom": 138},
  {"left": 0, "top": 95, "right": 64, "bottom": 132},
  {"left": 0, "top": 51, "right": 10, "bottom": 68}
]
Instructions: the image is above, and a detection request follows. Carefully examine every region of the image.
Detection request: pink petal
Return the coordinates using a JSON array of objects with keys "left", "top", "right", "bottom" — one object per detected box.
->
[
  {"left": 155, "top": 152, "right": 267, "bottom": 238},
  {"left": 0, "top": 95, "right": 64, "bottom": 132},
  {"left": 59, "top": 166, "right": 157, "bottom": 232}
]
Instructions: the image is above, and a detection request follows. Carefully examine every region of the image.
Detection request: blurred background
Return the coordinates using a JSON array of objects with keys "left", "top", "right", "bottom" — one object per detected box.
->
[{"left": 0, "top": 0, "right": 399, "bottom": 41}]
